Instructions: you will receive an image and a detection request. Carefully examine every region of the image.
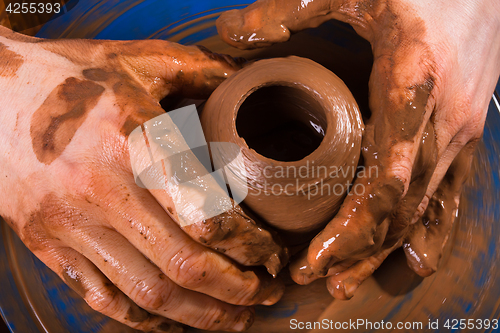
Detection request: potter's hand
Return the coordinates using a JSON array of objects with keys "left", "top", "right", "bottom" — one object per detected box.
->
[
  {"left": 0, "top": 27, "right": 286, "bottom": 332},
  {"left": 217, "top": 0, "right": 500, "bottom": 296}
]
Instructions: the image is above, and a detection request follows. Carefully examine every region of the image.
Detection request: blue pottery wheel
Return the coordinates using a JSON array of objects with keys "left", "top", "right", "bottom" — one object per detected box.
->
[{"left": 1, "top": 1, "right": 500, "bottom": 332}]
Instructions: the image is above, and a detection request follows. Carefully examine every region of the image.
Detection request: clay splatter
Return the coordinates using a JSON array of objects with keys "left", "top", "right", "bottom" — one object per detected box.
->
[{"left": 30, "top": 77, "right": 104, "bottom": 164}]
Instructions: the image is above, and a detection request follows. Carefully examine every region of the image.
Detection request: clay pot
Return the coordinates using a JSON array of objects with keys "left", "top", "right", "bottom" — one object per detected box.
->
[{"left": 201, "top": 56, "right": 363, "bottom": 233}]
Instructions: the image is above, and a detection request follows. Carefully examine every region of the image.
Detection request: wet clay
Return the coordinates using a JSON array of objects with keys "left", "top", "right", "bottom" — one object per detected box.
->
[
  {"left": 82, "top": 66, "right": 166, "bottom": 138},
  {"left": 387, "top": 80, "right": 434, "bottom": 142},
  {"left": 30, "top": 77, "right": 105, "bottom": 164},
  {"left": 0, "top": 5, "right": 494, "bottom": 333},
  {"left": 385, "top": 121, "right": 438, "bottom": 242},
  {"left": 215, "top": 1, "right": 449, "bottom": 281},
  {"left": 125, "top": 303, "right": 150, "bottom": 322},
  {"left": 0, "top": 41, "right": 24, "bottom": 77},
  {"left": 216, "top": 0, "right": 380, "bottom": 50},
  {"left": 201, "top": 56, "right": 363, "bottom": 233},
  {"left": 403, "top": 140, "right": 477, "bottom": 277}
]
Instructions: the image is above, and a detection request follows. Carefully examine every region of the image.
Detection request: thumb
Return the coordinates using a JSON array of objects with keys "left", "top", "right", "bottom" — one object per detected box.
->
[
  {"left": 112, "top": 40, "right": 245, "bottom": 100},
  {"left": 216, "top": 0, "right": 354, "bottom": 50}
]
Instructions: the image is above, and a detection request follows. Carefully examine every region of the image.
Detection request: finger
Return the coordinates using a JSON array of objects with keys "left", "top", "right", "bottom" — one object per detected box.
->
[
  {"left": 289, "top": 248, "right": 357, "bottom": 285},
  {"left": 181, "top": 204, "right": 289, "bottom": 277},
  {"left": 291, "top": 216, "right": 389, "bottom": 284},
  {"left": 216, "top": 0, "right": 354, "bottom": 50},
  {"left": 84, "top": 166, "right": 284, "bottom": 307},
  {"left": 326, "top": 240, "right": 402, "bottom": 299},
  {"left": 127, "top": 109, "right": 288, "bottom": 276},
  {"left": 409, "top": 131, "right": 480, "bottom": 225},
  {"left": 305, "top": 49, "right": 437, "bottom": 275},
  {"left": 111, "top": 40, "right": 245, "bottom": 100},
  {"left": 61, "top": 225, "right": 255, "bottom": 332},
  {"left": 30, "top": 246, "right": 183, "bottom": 332},
  {"left": 404, "top": 140, "right": 476, "bottom": 277},
  {"left": 385, "top": 120, "right": 438, "bottom": 242}
]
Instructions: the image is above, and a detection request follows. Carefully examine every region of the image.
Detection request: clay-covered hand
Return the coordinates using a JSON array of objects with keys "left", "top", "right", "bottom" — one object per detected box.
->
[
  {"left": 0, "top": 27, "right": 287, "bottom": 332},
  {"left": 217, "top": 0, "right": 500, "bottom": 297}
]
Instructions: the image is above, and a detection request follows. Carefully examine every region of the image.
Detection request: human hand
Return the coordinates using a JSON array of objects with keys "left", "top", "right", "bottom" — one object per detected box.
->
[
  {"left": 0, "top": 27, "right": 287, "bottom": 331},
  {"left": 216, "top": 0, "right": 500, "bottom": 297}
]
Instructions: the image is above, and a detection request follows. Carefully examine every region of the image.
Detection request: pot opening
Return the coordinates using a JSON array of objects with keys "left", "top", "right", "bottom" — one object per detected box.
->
[{"left": 236, "top": 85, "right": 327, "bottom": 162}]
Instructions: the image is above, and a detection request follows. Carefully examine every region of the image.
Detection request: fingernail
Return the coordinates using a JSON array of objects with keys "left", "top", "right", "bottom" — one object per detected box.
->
[
  {"left": 344, "top": 280, "right": 358, "bottom": 299},
  {"left": 260, "top": 281, "right": 285, "bottom": 305},
  {"left": 261, "top": 298, "right": 277, "bottom": 306},
  {"left": 327, "top": 278, "right": 350, "bottom": 300},
  {"left": 312, "top": 260, "right": 331, "bottom": 277},
  {"left": 156, "top": 320, "right": 185, "bottom": 333},
  {"left": 232, "top": 309, "right": 254, "bottom": 332},
  {"left": 322, "top": 256, "right": 340, "bottom": 276}
]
